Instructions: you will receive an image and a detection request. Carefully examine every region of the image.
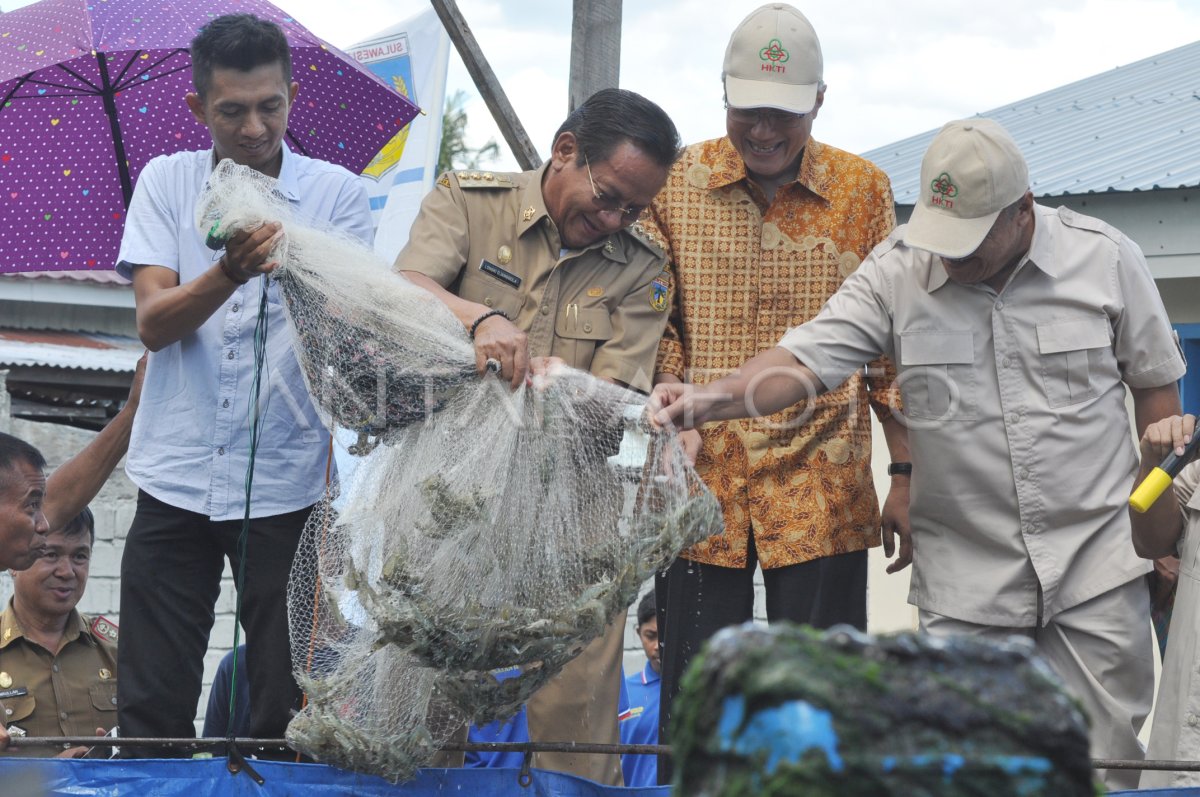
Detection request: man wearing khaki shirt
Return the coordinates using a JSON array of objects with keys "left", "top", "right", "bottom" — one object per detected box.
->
[
  {"left": 649, "top": 119, "right": 1183, "bottom": 790},
  {"left": 394, "top": 87, "right": 680, "bottom": 785}
]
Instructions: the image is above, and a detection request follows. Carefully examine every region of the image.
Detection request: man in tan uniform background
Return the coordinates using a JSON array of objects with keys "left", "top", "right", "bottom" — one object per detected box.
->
[
  {"left": 0, "top": 358, "right": 142, "bottom": 754},
  {"left": 1, "top": 508, "right": 118, "bottom": 758},
  {"left": 394, "top": 87, "right": 681, "bottom": 784}
]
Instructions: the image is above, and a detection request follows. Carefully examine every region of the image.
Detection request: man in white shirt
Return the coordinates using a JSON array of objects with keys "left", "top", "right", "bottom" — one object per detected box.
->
[{"left": 115, "top": 14, "right": 371, "bottom": 756}]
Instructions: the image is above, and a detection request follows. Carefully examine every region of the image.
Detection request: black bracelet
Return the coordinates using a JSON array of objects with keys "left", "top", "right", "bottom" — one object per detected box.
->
[
  {"left": 887, "top": 462, "right": 913, "bottom": 476},
  {"left": 469, "top": 309, "right": 509, "bottom": 339}
]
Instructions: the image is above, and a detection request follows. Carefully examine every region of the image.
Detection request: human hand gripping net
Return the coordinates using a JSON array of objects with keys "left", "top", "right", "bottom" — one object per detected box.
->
[{"left": 196, "top": 161, "right": 724, "bottom": 781}]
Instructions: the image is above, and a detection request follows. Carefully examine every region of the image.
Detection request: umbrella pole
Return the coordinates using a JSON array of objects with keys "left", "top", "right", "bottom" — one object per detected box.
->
[{"left": 96, "top": 52, "right": 135, "bottom": 207}]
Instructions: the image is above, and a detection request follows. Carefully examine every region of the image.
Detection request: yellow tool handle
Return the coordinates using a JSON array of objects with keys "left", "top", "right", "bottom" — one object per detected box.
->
[{"left": 1129, "top": 467, "right": 1175, "bottom": 514}]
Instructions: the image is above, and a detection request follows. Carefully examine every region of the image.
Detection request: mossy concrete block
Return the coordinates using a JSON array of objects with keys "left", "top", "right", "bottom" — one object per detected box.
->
[{"left": 672, "top": 623, "right": 1100, "bottom": 797}]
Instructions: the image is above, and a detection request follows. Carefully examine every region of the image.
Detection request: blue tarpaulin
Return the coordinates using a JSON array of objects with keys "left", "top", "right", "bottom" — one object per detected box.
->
[
  {"left": 3, "top": 758, "right": 1197, "bottom": 795},
  {"left": 0, "top": 758, "right": 670, "bottom": 796}
]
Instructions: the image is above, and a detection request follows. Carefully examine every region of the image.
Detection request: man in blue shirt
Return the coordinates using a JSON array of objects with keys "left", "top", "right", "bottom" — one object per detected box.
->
[
  {"left": 203, "top": 645, "right": 250, "bottom": 740},
  {"left": 619, "top": 591, "right": 661, "bottom": 787},
  {"left": 114, "top": 14, "right": 371, "bottom": 756}
]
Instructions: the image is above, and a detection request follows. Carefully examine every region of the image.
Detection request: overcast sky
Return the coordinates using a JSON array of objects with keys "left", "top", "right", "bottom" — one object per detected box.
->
[
  {"left": 8, "top": 0, "right": 1198, "bottom": 169},
  {"left": 300, "top": 0, "right": 1200, "bottom": 170}
]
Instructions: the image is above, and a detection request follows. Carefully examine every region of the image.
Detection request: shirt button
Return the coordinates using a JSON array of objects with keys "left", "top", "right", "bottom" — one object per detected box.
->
[
  {"left": 231, "top": 303, "right": 240, "bottom": 313},
  {"left": 222, "top": 399, "right": 230, "bottom": 409},
  {"left": 1009, "top": 412, "right": 1021, "bottom": 424},
  {"left": 111, "top": 697, "right": 117, "bottom": 705},
  {"left": 60, "top": 711, "right": 68, "bottom": 720},
  {"left": 218, "top": 447, "right": 225, "bottom": 456},
  {"left": 583, "top": 323, "right": 593, "bottom": 333},
  {"left": 1018, "top": 469, "right": 1029, "bottom": 480},
  {"left": 995, "top": 300, "right": 1004, "bottom": 310},
  {"left": 5, "top": 707, "right": 11, "bottom": 716},
  {"left": 540, "top": 305, "right": 550, "bottom": 315},
  {"left": 484, "top": 297, "right": 494, "bottom": 307},
  {"left": 227, "top": 351, "right": 235, "bottom": 360},
  {"left": 52, "top": 663, "right": 59, "bottom": 673},
  {"left": 1002, "top": 357, "right": 1012, "bottom": 368}
]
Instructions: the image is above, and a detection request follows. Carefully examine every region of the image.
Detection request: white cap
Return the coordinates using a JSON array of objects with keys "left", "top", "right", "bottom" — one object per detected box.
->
[
  {"left": 723, "top": 4, "right": 822, "bottom": 115},
  {"left": 904, "top": 119, "right": 1030, "bottom": 259}
]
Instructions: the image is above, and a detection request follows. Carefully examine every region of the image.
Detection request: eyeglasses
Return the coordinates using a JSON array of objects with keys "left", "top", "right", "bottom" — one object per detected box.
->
[
  {"left": 725, "top": 104, "right": 808, "bottom": 129},
  {"left": 583, "top": 155, "right": 644, "bottom": 219}
]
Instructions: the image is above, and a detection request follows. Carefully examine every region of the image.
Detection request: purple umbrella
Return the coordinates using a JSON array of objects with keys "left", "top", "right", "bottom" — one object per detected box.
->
[{"left": 0, "top": 0, "right": 420, "bottom": 274}]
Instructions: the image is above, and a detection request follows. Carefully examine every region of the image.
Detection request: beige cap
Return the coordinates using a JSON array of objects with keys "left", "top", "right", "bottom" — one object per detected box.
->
[
  {"left": 904, "top": 119, "right": 1030, "bottom": 259},
  {"left": 723, "top": 3, "right": 822, "bottom": 115}
]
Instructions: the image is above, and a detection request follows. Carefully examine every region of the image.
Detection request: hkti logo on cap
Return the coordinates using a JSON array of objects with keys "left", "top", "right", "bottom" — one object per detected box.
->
[
  {"left": 723, "top": 4, "right": 822, "bottom": 115},
  {"left": 760, "top": 39, "right": 790, "bottom": 66},
  {"left": 903, "top": 119, "right": 1029, "bottom": 259},
  {"left": 930, "top": 173, "right": 959, "bottom": 206}
]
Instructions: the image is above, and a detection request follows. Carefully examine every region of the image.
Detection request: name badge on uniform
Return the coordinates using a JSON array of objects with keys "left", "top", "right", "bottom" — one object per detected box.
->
[
  {"left": 479, "top": 259, "right": 521, "bottom": 289},
  {"left": 0, "top": 686, "right": 28, "bottom": 700}
]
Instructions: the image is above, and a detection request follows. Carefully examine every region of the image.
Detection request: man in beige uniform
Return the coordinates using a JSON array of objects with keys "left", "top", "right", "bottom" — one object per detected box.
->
[
  {"left": 0, "top": 357, "right": 142, "bottom": 753},
  {"left": 1, "top": 508, "right": 118, "bottom": 758},
  {"left": 395, "top": 87, "right": 680, "bottom": 784},
  {"left": 650, "top": 119, "right": 1182, "bottom": 790}
]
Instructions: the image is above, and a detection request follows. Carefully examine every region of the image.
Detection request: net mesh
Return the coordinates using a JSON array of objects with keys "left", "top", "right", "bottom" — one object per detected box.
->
[{"left": 195, "top": 160, "right": 723, "bottom": 781}]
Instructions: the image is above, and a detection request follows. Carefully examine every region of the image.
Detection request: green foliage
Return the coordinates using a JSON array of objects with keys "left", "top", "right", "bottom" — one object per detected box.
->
[{"left": 438, "top": 89, "right": 501, "bottom": 175}]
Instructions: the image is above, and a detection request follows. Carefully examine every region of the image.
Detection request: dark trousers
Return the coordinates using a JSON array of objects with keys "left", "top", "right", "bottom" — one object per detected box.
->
[
  {"left": 654, "top": 543, "right": 868, "bottom": 784},
  {"left": 117, "top": 489, "right": 311, "bottom": 757}
]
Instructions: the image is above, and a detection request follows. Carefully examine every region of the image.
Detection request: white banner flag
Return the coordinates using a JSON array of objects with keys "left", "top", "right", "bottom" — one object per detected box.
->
[{"left": 350, "top": 9, "right": 451, "bottom": 263}]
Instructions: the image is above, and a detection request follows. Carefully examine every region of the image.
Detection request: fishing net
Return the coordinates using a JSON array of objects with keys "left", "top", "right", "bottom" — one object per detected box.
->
[{"left": 196, "top": 160, "right": 723, "bottom": 781}]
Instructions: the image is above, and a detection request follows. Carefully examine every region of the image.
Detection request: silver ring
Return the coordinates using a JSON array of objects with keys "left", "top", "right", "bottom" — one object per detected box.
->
[{"left": 485, "top": 358, "right": 501, "bottom": 374}]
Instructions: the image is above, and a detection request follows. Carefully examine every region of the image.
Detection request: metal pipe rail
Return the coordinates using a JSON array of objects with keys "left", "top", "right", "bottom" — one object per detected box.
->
[{"left": 13, "top": 738, "right": 1200, "bottom": 773}]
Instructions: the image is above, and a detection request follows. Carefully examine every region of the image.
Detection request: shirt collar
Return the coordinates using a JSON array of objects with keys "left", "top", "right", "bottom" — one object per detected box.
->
[
  {"left": 642, "top": 661, "right": 662, "bottom": 685},
  {"left": 206, "top": 144, "right": 299, "bottom": 203},
  {"left": 517, "top": 161, "right": 553, "bottom": 238},
  {"left": 923, "top": 207, "right": 1049, "bottom": 293},
  {"left": 275, "top": 144, "right": 300, "bottom": 202},
  {"left": 702, "top": 137, "right": 834, "bottom": 202},
  {"left": 0, "top": 599, "right": 88, "bottom": 650}
]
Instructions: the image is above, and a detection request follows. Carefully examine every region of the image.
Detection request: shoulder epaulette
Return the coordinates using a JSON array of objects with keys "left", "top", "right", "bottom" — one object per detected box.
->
[
  {"left": 90, "top": 615, "right": 118, "bottom": 644},
  {"left": 455, "top": 171, "right": 516, "bottom": 189},
  {"left": 626, "top": 220, "right": 667, "bottom": 257},
  {"left": 875, "top": 227, "right": 905, "bottom": 256},
  {"left": 1056, "top": 206, "right": 1121, "bottom": 242}
]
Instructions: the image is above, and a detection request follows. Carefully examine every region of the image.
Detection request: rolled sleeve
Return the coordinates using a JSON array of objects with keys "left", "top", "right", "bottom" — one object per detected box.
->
[
  {"left": 116, "top": 157, "right": 185, "bottom": 278},
  {"left": 1113, "top": 235, "right": 1187, "bottom": 388},
  {"left": 778, "top": 258, "right": 894, "bottom": 392}
]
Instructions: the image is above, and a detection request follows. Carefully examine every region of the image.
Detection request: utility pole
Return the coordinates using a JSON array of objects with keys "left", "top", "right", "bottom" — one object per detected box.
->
[
  {"left": 429, "top": 0, "right": 541, "bottom": 170},
  {"left": 569, "top": 0, "right": 622, "bottom": 112}
]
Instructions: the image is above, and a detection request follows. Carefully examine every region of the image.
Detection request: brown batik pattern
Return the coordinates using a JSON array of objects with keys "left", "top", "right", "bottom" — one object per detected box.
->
[{"left": 644, "top": 136, "right": 902, "bottom": 569}]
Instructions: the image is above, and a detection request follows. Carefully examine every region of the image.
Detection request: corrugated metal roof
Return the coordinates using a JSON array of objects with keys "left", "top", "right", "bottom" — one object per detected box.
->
[
  {"left": 0, "top": 329, "right": 142, "bottom": 372},
  {"left": 862, "top": 40, "right": 1200, "bottom": 205}
]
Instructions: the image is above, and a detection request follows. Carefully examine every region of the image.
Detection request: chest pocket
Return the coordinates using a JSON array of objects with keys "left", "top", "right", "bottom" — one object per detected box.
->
[
  {"left": 460, "top": 271, "right": 527, "bottom": 322},
  {"left": 898, "top": 331, "right": 977, "bottom": 422},
  {"left": 1036, "top": 316, "right": 1111, "bottom": 408},
  {"left": 2, "top": 692, "right": 35, "bottom": 725},
  {"left": 554, "top": 305, "right": 613, "bottom": 369},
  {"left": 90, "top": 681, "right": 118, "bottom": 713}
]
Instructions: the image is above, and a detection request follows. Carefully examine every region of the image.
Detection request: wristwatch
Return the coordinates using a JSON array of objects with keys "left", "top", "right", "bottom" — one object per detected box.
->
[{"left": 887, "top": 462, "right": 913, "bottom": 476}]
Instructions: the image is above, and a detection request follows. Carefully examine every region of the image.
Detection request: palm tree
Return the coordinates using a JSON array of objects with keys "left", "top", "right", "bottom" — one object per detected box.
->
[{"left": 438, "top": 90, "right": 500, "bottom": 174}]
